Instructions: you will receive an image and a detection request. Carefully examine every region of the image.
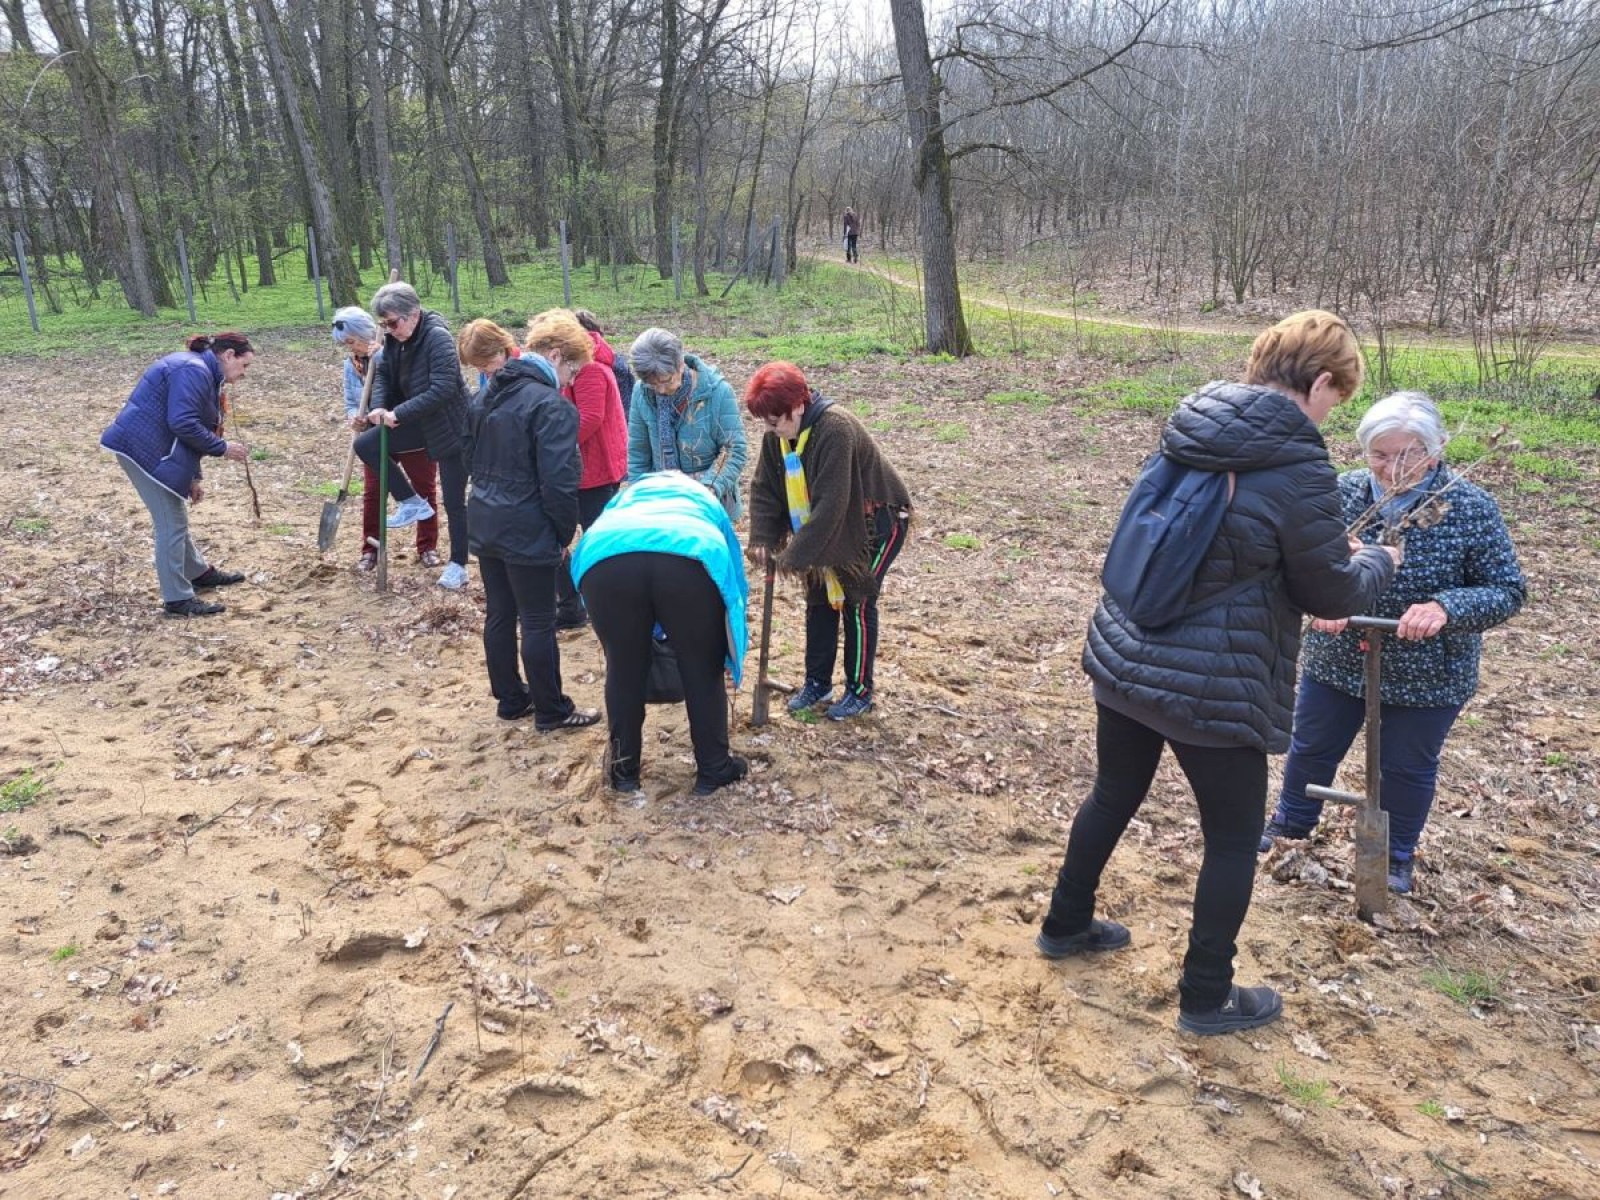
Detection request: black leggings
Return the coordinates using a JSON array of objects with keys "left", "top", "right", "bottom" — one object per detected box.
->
[
  {"left": 556, "top": 483, "right": 620, "bottom": 618},
  {"left": 803, "top": 508, "right": 908, "bottom": 696},
  {"left": 580, "top": 552, "right": 734, "bottom": 782},
  {"left": 354, "top": 423, "right": 470, "bottom": 567},
  {"left": 1044, "top": 703, "right": 1266, "bottom": 1012}
]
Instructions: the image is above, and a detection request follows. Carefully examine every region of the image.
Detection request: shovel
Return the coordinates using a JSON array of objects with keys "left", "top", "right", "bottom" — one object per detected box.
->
[
  {"left": 749, "top": 561, "right": 793, "bottom": 726},
  {"left": 1304, "top": 615, "right": 1399, "bottom": 922},
  {"left": 317, "top": 354, "right": 377, "bottom": 552}
]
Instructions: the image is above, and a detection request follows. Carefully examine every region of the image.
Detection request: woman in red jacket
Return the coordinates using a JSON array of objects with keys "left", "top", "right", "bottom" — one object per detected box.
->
[{"left": 555, "top": 311, "right": 630, "bottom": 630}]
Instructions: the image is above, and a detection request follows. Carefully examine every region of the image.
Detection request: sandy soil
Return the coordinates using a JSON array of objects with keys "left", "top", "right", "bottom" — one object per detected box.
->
[{"left": 1, "top": 337, "right": 1597, "bottom": 1199}]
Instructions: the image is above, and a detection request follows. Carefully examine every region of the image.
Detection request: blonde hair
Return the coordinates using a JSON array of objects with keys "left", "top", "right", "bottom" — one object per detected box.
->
[
  {"left": 457, "top": 319, "right": 517, "bottom": 369},
  {"left": 1244, "top": 310, "right": 1365, "bottom": 401},
  {"left": 524, "top": 309, "right": 594, "bottom": 366}
]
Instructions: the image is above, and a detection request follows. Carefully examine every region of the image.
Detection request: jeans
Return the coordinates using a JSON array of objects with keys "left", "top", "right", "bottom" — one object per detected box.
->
[
  {"left": 478, "top": 556, "right": 573, "bottom": 722},
  {"left": 804, "top": 508, "right": 908, "bottom": 696},
  {"left": 555, "top": 483, "right": 620, "bottom": 619},
  {"left": 354, "top": 423, "right": 469, "bottom": 566},
  {"left": 1044, "top": 703, "right": 1267, "bottom": 1013},
  {"left": 1273, "top": 677, "right": 1462, "bottom": 860},
  {"left": 580, "top": 552, "right": 733, "bottom": 782},
  {"left": 116, "top": 455, "right": 208, "bottom": 603}
]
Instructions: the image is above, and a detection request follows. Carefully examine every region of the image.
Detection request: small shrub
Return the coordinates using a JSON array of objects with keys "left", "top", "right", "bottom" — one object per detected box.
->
[{"left": 0, "top": 769, "right": 46, "bottom": 813}]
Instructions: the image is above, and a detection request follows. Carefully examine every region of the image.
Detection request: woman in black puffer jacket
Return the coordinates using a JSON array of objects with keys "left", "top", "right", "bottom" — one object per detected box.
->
[
  {"left": 458, "top": 314, "right": 598, "bottom": 732},
  {"left": 1037, "top": 310, "right": 1400, "bottom": 1037}
]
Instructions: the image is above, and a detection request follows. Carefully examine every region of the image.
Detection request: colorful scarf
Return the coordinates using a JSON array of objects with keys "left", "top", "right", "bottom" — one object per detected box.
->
[
  {"left": 784, "top": 427, "right": 845, "bottom": 609},
  {"left": 656, "top": 365, "right": 695, "bottom": 472}
]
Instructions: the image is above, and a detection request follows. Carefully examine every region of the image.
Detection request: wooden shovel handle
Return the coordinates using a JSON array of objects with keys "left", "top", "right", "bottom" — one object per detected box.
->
[{"left": 340, "top": 352, "right": 379, "bottom": 492}]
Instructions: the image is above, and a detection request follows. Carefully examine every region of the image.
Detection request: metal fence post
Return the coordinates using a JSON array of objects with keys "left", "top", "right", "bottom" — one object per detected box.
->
[
  {"left": 559, "top": 220, "right": 572, "bottom": 307},
  {"left": 13, "top": 231, "right": 40, "bottom": 334},
  {"left": 307, "top": 225, "right": 326, "bottom": 322},
  {"left": 176, "top": 229, "right": 197, "bottom": 324}
]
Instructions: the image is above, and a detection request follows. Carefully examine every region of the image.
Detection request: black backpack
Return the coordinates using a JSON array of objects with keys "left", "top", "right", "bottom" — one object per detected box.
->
[
  {"left": 1101, "top": 452, "right": 1239, "bottom": 629},
  {"left": 611, "top": 354, "right": 636, "bottom": 417}
]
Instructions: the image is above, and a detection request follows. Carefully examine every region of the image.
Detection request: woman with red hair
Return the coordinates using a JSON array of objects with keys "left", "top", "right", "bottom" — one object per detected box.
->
[{"left": 745, "top": 361, "right": 911, "bottom": 721}]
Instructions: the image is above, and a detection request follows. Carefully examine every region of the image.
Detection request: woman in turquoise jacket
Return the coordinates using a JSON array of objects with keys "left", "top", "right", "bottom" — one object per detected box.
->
[
  {"left": 572, "top": 473, "right": 749, "bottom": 797},
  {"left": 624, "top": 327, "right": 747, "bottom": 518}
]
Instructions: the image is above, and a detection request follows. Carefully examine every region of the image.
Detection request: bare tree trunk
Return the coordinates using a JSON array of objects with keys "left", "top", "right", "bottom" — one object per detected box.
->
[
  {"left": 416, "top": 0, "right": 509, "bottom": 287},
  {"left": 888, "top": 0, "right": 972, "bottom": 356},
  {"left": 251, "top": 0, "right": 360, "bottom": 304},
  {"left": 40, "top": 0, "right": 171, "bottom": 315},
  {"left": 2, "top": 0, "right": 35, "bottom": 50},
  {"left": 360, "top": 0, "right": 402, "bottom": 276}
]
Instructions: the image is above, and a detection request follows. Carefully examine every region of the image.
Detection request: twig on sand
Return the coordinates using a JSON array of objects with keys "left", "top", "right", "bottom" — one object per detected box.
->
[
  {"left": 347, "top": 1034, "right": 394, "bottom": 1162},
  {"left": 482, "top": 852, "right": 507, "bottom": 902},
  {"left": 243, "top": 458, "right": 263, "bottom": 522},
  {"left": 183, "top": 800, "right": 244, "bottom": 849},
  {"left": 0, "top": 1070, "right": 117, "bottom": 1127},
  {"left": 413, "top": 1002, "right": 454, "bottom": 1082},
  {"left": 1426, "top": 1152, "right": 1490, "bottom": 1190},
  {"left": 707, "top": 1152, "right": 753, "bottom": 1183}
]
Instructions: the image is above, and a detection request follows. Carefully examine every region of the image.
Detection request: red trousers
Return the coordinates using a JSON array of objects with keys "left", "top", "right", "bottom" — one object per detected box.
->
[{"left": 361, "top": 449, "right": 438, "bottom": 555}]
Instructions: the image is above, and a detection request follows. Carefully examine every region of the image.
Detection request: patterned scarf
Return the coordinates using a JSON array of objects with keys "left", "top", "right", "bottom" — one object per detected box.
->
[
  {"left": 783, "top": 427, "right": 845, "bottom": 609},
  {"left": 656, "top": 364, "right": 695, "bottom": 472},
  {"left": 1370, "top": 462, "right": 1445, "bottom": 529}
]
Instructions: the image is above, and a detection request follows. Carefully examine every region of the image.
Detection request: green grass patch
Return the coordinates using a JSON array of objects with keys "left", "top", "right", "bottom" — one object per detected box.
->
[
  {"left": 1417, "top": 1098, "right": 1446, "bottom": 1119},
  {"left": 984, "top": 389, "right": 1054, "bottom": 409},
  {"left": 1275, "top": 1062, "right": 1340, "bottom": 1108},
  {"left": 305, "top": 479, "right": 363, "bottom": 499},
  {"left": 249, "top": 448, "right": 271, "bottom": 462},
  {"left": 12, "top": 516, "right": 50, "bottom": 535},
  {"left": 49, "top": 943, "right": 81, "bottom": 963},
  {"left": 935, "top": 422, "right": 969, "bottom": 443},
  {"left": 1423, "top": 965, "right": 1503, "bottom": 1007},
  {"left": 0, "top": 769, "right": 46, "bottom": 813},
  {"left": 266, "top": 522, "right": 296, "bottom": 536},
  {"left": 943, "top": 532, "right": 982, "bottom": 550}
]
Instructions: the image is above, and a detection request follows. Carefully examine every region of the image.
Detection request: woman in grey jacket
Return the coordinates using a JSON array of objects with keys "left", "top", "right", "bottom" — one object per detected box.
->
[{"left": 1037, "top": 310, "right": 1400, "bottom": 1036}]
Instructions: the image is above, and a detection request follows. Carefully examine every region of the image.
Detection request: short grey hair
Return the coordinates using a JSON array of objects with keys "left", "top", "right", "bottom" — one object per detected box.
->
[
  {"left": 332, "top": 306, "right": 377, "bottom": 344},
  {"left": 1357, "top": 391, "right": 1448, "bottom": 457},
  {"left": 371, "top": 281, "right": 421, "bottom": 319},
  {"left": 629, "top": 327, "right": 684, "bottom": 381}
]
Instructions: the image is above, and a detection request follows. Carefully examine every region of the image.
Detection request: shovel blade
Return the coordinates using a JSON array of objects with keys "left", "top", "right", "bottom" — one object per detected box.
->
[
  {"left": 317, "top": 494, "right": 345, "bottom": 552},
  {"left": 1353, "top": 806, "right": 1391, "bottom": 921}
]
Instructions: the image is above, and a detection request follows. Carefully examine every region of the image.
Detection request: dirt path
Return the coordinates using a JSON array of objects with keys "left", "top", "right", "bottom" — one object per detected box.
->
[{"left": 1, "top": 343, "right": 1597, "bottom": 1198}]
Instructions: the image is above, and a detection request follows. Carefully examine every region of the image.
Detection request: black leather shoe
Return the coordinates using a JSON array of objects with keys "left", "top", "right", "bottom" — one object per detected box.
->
[
  {"left": 164, "top": 597, "right": 225, "bottom": 617},
  {"left": 191, "top": 566, "right": 245, "bottom": 589},
  {"left": 1178, "top": 985, "right": 1283, "bottom": 1036},
  {"left": 1035, "top": 919, "right": 1131, "bottom": 959},
  {"left": 692, "top": 755, "right": 748, "bottom": 796}
]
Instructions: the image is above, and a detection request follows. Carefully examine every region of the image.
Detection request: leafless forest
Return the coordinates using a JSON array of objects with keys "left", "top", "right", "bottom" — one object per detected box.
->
[{"left": 3, "top": 0, "right": 1598, "bottom": 358}]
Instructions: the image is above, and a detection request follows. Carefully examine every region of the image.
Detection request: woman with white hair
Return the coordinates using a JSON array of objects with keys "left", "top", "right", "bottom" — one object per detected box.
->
[
  {"left": 625, "top": 327, "right": 747, "bottom": 518},
  {"left": 1262, "top": 391, "right": 1526, "bottom": 894},
  {"left": 332, "top": 307, "right": 440, "bottom": 571}
]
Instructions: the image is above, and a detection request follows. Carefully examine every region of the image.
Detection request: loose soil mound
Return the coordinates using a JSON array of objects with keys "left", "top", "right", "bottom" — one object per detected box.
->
[{"left": 1, "top": 342, "right": 1596, "bottom": 1198}]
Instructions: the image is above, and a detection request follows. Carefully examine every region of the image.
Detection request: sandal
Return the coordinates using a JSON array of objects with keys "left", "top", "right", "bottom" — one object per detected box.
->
[
  {"left": 536, "top": 708, "right": 600, "bottom": 733},
  {"left": 356, "top": 551, "right": 377, "bottom": 572},
  {"left": 419, "top": 549, "right": 442, "bottom": 568}
]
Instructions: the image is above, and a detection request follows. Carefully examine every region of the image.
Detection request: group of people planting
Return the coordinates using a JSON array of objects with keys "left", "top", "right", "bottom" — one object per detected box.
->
[{"left": 101, "top": 298, "right": 1523, "bottom": 1036}]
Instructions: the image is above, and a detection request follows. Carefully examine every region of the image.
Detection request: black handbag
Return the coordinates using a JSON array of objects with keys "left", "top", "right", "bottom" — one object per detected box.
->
[{"left": 645, "top": 634, "right": 685, "bottom": 704}]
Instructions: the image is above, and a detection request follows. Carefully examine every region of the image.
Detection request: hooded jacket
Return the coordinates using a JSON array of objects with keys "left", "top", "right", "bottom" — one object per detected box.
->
[
  {"left": 1083, "top": 381, "right": 1396, "bottom": 752},
  {"left": 565, "top": 330, "right": 628, "bottom": 490},
  {"left": 465, "top": 356, "right": 580, "bottom": 566},
  {"left": 101, "top": 350, "right": 227, "bottom": 496},
  {"left": 625, "top": 354, "right": 747, "bottom": 518},
  {"left": 370, "top": 309, "right": 467, "bottom": 459}
]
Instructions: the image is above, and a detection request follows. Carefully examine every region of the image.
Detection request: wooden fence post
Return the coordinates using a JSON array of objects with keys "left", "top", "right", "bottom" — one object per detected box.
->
[
  {"left": 176, "top": 229, "right": 197, "bottom": 323},
  {"left": 446, "top": 221, "right": 460, "bottom": 314},
  {"left": 672, "top": 218, "right": 682, "bottom": 301},
  {"left": 559, "top": 220, "right": 572, "bottom": 307},
  {"left": 307, "top": 225, "right": 326, "bottom": 321}
]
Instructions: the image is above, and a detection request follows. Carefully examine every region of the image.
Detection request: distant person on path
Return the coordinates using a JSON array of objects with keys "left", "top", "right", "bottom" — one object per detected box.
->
[
  {"left": 573, "top": 472, "right": 750, "bottom": 796},
  {"left": 1036, "top": 310, "right": 1400, "bottom": 1036},
  {"left": 331, "top": 307, "right": 439, "bottom": 572},
  {"left": 554, "top": 310, "right": 630, "bottom": 632},
  {"left": 353, "top": 281, "right": 471, "bottom": 590},
  {"left": 745, "top": 361, "right": 912, "bottom": 722},
  {"left": 1262, "top": 391, "right": 1525, "bottom": 894},
  {"left": 457, "top": 315, "right": 597, "bottom": 731},
  {"left": 625, "top": 328, "right": 747, "bottom": 519},
  {"left": 100, "top": 333, "right": 255, "bottom": 617},
  {"left": 841, "top": 206, "right": 861, "bottom": 263}
]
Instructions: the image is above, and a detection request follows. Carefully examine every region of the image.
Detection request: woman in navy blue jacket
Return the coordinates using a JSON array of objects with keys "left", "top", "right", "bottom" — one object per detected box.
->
[
  {"left": 1263, "top": 392, "right": 1526, "bottom": 894},
  {"left": 100, "top": 333, "right": 255, "bottom": 617}
]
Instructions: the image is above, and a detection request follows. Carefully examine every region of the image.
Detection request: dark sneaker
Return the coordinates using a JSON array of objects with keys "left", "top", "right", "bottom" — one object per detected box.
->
[
  {"left": 1177, "top": 985, "right": 1283, "bottom": 1036},
  {"left": 164, "top": 597, "right": 225, "bottom": 617},
  {"left": 1388, "top": 856, "right": 1415, "bottom": 894},
  {"left": 692, "top": 755, "right": 749, "bottom": 797},
  {"left": 191, "top": 566, "right": 245, "bottom": 589},
  {"left": 787, "top": 679, "right": 833, "bottom": 713},
  {"left": 609, "top": 769, "right": 641, "bottom": 795},
  {"left": 826, "top": 691, "right": 874, "bottom": 721},
  {"left": 498, "top": 698, "right": 535, "bottom": 721},
  {"left": 536, "top": 708, "right": 601, "bottom": 733},
  {"left": 1259, "top": 818, "right": 1313, "bottom": 854},
  {"left": 555, "top": 610, "right": 590, "bottom": 632},
  {"left": 1035, "top": 919, "right": 1131, "bottom": 960}
]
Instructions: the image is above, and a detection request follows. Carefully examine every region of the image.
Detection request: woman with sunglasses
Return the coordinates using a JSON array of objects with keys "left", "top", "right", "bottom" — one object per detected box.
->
[
  {"left": 353, "top": 282, "right": 471, "bottom": 590},
  {"left": 331, "top": 307, "right": 440, "bottom": 571}
]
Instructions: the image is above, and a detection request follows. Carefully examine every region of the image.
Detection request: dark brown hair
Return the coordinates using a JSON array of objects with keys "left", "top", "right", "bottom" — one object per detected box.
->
[{"left": 188, "top": 332, "right": 254, "bottom": 356}]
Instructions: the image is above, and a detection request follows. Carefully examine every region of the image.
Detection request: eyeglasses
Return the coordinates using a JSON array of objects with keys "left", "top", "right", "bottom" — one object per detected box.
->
[{"left": 380, "top": 315, "right": 407, "bottom": 331}]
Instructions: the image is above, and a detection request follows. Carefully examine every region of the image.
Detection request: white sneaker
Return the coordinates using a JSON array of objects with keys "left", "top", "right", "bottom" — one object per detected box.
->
[
  {"left": 387, "top": 497, "right": 435, "bottom": 529},
  {"left": 437, "top": 561, "right": 468, "bottom": 590}
]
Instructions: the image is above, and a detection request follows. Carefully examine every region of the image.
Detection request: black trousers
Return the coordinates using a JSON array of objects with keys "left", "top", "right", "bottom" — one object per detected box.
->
[
  {"left": 555, "top": 483, "right": 620, "bottom": 619},
  {"left": 804, "top": 509, "right": 908, "bottom": 696},
  {"left": 479, "top": 556, "right": 573, "bottom": 722},
  {"left": 1044, "top": 703, "right": 1267, "bottom": 1012},
  {"left": 580, "top": 552, "right": 733, "bottom": 783},
  {"left": 354, "top": 423, "right": 470, "bottom": 567}
]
